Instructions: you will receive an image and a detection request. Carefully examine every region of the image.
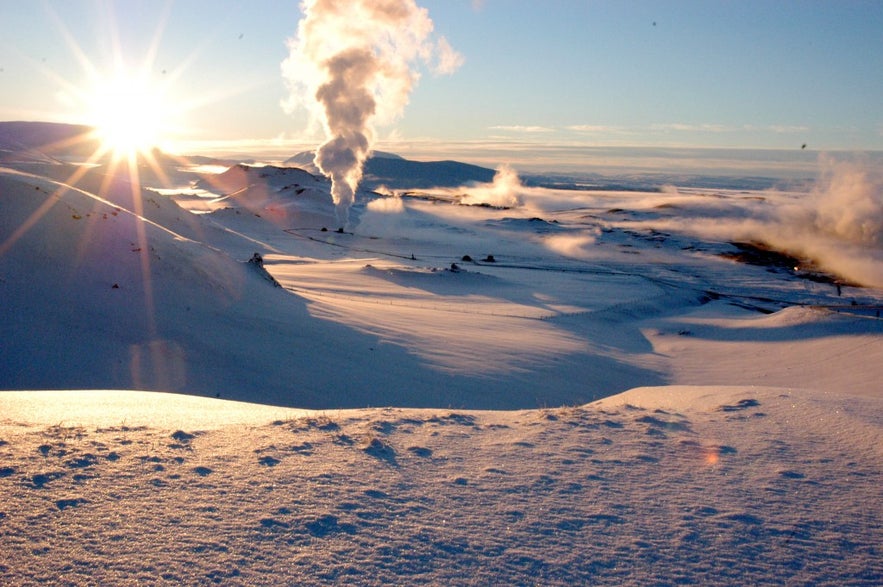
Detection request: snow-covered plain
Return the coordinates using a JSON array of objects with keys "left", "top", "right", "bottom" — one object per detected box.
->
[{"left": 1, "top": 125, "right": 881, "bottom": 584}]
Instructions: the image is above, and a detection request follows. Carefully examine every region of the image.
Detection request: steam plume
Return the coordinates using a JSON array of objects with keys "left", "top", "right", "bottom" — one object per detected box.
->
[
  {"left": 460, "top": 165, "right": 525, "bottom": 208},
  {"left": 790, "top": 156, "right": 883, "bottom": 248},
  {"left": 282, "top": 0, "right": 462, "bottom": 225},
  {"left": 771, "top": 156, "right": 883, "bottom": 287},
  {"left": 632, "top": 156, "right": 883, "bottom": 288}
]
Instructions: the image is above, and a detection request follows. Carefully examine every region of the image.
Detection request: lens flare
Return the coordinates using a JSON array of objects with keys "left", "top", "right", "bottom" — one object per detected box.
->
[{"left": 88, "top": 72, "right": 170, "bottom": 159}]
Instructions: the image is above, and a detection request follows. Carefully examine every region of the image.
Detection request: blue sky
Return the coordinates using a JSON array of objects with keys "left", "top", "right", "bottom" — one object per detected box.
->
[{"left": 1, "top": 0, "right": 881, "bottom": 161}]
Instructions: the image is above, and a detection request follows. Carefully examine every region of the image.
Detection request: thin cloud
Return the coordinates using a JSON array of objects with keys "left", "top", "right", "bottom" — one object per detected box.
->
[
  {"left": 651, "top": 123, "right": 733, "bottom": 133},
  {"left": 489, "top": 125, "right": 555, "bottom": 133},
  {"left": 766, "top": 125, "right": 810, "bottom": 134},
  {"left": 567, "top": 124, "right": 636, "bottom": 135},
  {"left": 652, "top": 123, "right": 810, "bottom": 134}
]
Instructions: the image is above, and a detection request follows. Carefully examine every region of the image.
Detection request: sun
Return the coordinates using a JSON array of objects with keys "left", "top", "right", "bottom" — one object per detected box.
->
[{"left": 87, "top": 72, "right": 172, "bottom": 159}]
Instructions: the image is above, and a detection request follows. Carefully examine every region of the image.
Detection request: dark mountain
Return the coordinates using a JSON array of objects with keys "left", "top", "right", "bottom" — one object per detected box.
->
[
  {"left": 0, "top": 121, "right": 100, "bottom": 160},
  {"left": 285, "top": 150, "right": 496, "bottom": 190}
]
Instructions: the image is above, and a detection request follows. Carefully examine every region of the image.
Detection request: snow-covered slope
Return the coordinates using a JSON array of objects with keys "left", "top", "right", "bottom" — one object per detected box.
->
[
  {"left": 3, "top": 164, "right": 514, "bottom": 407},
  {"left": 0, "top": 166, "right": 308, "bottom": 401},
  {"left": 0, "top": 162, "right": 657, "bottom": 407}
]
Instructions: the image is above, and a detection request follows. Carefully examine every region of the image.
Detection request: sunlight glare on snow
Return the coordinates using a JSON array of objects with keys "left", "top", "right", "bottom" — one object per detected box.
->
[{"left": 0, "top": 390, "right": 307, "bottom": 429}]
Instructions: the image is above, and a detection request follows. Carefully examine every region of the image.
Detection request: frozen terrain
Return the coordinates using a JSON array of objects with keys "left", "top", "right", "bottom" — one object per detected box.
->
[
  {"left": 1, "top": 122, "right": 881, "bottom": 584},
  {"left": 1, "top": 386, "right": 880, "bottom": 585}
]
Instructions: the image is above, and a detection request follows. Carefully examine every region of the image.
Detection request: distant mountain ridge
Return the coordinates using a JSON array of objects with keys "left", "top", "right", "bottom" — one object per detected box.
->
[
  {"left": 0, "top": 120, "right": 100, "bottom": 161},
  {"left": 0, "top": 121, "right": 93, "bottom": 150},
  {"left": 285, "top": 150, "right": 496, "bottom": 190}
]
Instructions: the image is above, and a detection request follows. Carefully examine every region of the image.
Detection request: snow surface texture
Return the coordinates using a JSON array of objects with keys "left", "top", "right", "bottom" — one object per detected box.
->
[
  {"left": 0, "top": 387, "right": 880, "bottom": 585},
  {"left": 1, "top": 123, "right": 882, "bottom": 584}
]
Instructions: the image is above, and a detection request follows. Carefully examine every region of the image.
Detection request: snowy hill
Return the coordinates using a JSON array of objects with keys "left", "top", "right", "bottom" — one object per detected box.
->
[
  {"left": 0, "top": 161, "right": 668, "bottom": 408},
  {"left": 1, "top": 164, "right": 509, "bottom": 407},
  {"left": 0, "top": 121, "right": 96, "bottom": 153},
  {"left": 285, "top": 148, "right": 404, "bottom": 173},
  {"left": 0, "top": 165, "right": 310, "bottom": 401}
]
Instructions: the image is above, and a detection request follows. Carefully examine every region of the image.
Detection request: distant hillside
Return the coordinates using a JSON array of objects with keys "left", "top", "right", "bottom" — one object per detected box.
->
[
  {"left": 0, "top": 120, "right": 99, "bottom": 161},
  {"left": 285, "top": 150, "right": 496, "bottom": 190}
]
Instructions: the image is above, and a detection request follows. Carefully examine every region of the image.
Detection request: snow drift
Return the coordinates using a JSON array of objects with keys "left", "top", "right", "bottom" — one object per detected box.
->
[{"left": 0, "top": 385, "right": 880, "bottom": 585}]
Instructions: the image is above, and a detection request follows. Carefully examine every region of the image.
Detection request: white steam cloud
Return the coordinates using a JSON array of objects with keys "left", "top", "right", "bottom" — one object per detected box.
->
[
  {"left": 631, "top": 156, "right": 883, "bottom": 288},
  {"left": 768, "top": 157, "right": 883, "bottom": 287},
  {"left": 281, "top": 0, "right": 463, "bottom": 226},
  {"left": 358, "top": 194, "right": 406, "bottom": 236},
  {"left": 460, "top": 165, "right": 525, "bottom": 208},
  {"left": 782, "top": 156, "right": 882, "bottom": 248}
]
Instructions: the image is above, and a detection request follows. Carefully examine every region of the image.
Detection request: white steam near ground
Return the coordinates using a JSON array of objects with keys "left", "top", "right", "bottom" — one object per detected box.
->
[
  {"left": 773, "top": 157, "right": 883, "bottom": 287},
  {"left": 458, "top": 164, "right": 524, "bottom": 208},
  {"left": 624, "top": 157, "right": 883, "bottom": 288},
  {"left": 417, "top": 156, "right": 882, "bottom": 289}
]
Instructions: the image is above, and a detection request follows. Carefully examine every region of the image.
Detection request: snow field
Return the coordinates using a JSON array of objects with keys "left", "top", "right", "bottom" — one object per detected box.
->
[
  {"left": 1, "top": 129, "right": 881, "bottom": 584},
  {"left": 0, "top": 386, "right": 880, "bottom": 585}
]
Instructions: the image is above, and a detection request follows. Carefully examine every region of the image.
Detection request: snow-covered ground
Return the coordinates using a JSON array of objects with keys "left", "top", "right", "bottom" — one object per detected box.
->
[
  {"left": 1, "top": 129, "right": 881, "bottom": 584},
  {"left": 1, "top": 386, "right": 880, "bottom": 585}
]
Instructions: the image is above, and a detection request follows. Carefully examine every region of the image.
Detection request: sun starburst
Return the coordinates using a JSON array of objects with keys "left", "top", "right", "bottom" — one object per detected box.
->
[
  {"left": 0, "top": 5, "right": 212, "bottom": 340},
  {"left": 87, "top": 71, "right": 172, "bottom": 160}
]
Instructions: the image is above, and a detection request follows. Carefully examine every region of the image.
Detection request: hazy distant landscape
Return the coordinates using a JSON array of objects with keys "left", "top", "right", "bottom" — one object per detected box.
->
[{"left": 2, "top": 0, "right": 882, "bottom": 584}]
